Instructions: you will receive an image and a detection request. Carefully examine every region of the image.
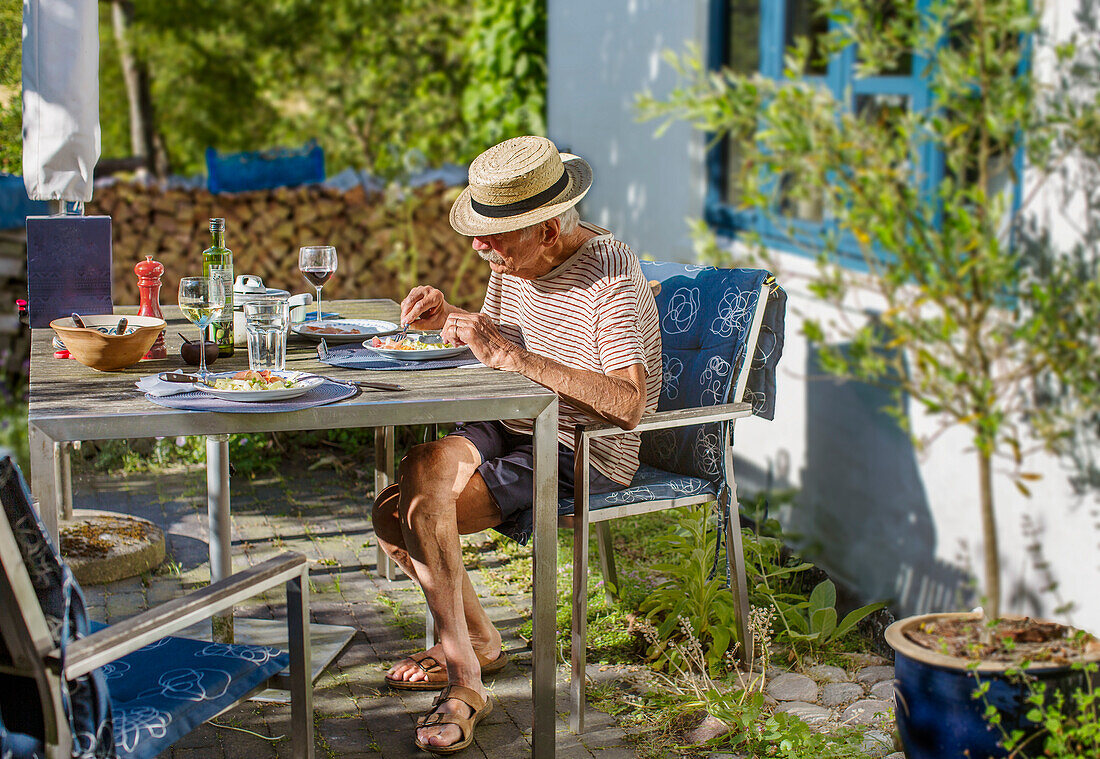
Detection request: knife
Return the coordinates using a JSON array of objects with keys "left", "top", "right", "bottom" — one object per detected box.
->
[{"left": 158, "top": 372, "right": 214, "bottom": 387}]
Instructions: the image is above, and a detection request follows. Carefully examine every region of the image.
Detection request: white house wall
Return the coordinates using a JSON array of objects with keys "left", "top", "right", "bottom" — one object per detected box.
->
[
  {"left": 547, "top": 0, "right": 708, "bottom": 263},
  {"left": 549, "top": 0, "right": 1100, "bottom": 632}
]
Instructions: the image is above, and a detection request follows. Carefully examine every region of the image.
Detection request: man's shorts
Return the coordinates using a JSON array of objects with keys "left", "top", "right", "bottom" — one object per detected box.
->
[{"left": 449, "top": 420, "right": 621, "bottom": 545}]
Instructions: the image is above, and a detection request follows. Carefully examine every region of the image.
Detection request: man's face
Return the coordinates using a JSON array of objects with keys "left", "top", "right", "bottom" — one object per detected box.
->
[{"left": 471, "top": 226, "right": 542, "bottom": 277}]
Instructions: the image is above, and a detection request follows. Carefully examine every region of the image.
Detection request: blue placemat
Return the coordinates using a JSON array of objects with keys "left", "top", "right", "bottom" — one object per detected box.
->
[
  {"left": 144, "top": 380, "right": 356, "bottom": 413},
  {"left": 298, "top": 311, "right": 341, "bottom": 322},
  {"left": 320, "top": 345, "right": 482, "bottom": 371}
]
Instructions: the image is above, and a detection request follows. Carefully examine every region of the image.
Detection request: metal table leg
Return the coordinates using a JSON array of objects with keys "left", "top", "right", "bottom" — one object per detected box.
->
[
  {"left": 58, "top": 442, "right": 73, "bottom": 521},
  {"left": 28, "top": 423, "right": 60, "bottom": 542},
  {"left": 531, "top": 401, "right": 558, "bottom": 759},
  {"left": 374, "top": 426, "right": 396, "bottom": 580},
  {"left": 206, "top": 434, "right": 233, "bottom": 642}
]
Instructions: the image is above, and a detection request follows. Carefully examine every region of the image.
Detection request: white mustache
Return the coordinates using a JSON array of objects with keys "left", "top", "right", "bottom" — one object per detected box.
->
[{"left": 477, "top": 249, "right": 505, "bottom": 265}]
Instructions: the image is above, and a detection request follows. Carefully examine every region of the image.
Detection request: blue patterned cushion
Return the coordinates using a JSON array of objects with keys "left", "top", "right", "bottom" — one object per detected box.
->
[
  {"left": 0, "top": 456, "right": 289, "bottom": 759},
  {"left": 558, "top": 464, "right": 718, "bottom": 512},
  {"left": 87, "top": 623, "right": 288, "bottom": 759},
  {"left": 635, "top": 263, "right": 773, "bottom": 488},
  {"left": 0, "top": 456, "right": 113, "bottom": 759}
]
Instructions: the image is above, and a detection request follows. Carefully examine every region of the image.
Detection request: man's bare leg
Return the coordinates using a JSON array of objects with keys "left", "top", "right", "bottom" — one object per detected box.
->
[
  {"left": 373, "top": 436, "right": 504, "bottom": 748},
  {"left": 372, "top": 479, "right": 503, "bottom": 685}
]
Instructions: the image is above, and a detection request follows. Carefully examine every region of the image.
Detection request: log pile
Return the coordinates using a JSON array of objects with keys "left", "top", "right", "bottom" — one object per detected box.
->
[
  {"left": 0, "top": 230, "right": 29, "bottom": 398},
  {"left": 86, "top": 180, "right": 485, "bottom": 311}
]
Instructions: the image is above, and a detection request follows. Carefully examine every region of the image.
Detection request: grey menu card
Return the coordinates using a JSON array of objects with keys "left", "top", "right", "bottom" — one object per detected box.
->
[{"left": 26, "top": 215, "right": 113, "bottom": 328}]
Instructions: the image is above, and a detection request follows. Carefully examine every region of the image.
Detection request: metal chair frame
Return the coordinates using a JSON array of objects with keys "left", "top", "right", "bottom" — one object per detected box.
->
[
  {"left": 561, "top": 280, "right": 772, "bottom": 733},
  {"left": 0, "top": 506, "right": 316, "bottom": 759}
]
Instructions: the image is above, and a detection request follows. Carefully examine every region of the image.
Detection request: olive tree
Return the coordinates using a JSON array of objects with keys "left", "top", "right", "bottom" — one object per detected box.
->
[{"left": 641, "top": 0, "right": 1100, "bottom": 619}]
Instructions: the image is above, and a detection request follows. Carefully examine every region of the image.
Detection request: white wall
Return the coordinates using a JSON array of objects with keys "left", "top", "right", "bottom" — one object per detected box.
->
[
  {"left": 549, "top": 1, "right": 1100, "bottom": 633},
  {"left": 547, "top": 0, "right": 708, "bottom": 262}
]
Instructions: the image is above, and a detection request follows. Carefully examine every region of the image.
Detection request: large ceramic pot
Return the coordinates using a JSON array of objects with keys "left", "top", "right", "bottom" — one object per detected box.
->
[{"left": 886, "top": 611, "right": 1098, "bottom": 759}]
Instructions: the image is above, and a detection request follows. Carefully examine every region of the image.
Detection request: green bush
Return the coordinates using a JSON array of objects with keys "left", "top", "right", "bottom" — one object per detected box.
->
[{"left": 0, "top": 403, "right": 29, "bottom": 473}]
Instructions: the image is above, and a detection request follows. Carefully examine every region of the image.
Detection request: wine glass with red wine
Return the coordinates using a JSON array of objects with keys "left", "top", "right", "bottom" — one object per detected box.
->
[{"left": 298, "top": 245, "right": 338, "bottom": 323}]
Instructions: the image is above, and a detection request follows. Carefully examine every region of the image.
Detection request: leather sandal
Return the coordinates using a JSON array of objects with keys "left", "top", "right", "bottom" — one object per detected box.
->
[
  {"left": 414, "top": 684, "right": 493, "bottom": 755},
  {"left": 386, "top": 649, "right": 509, "bottom": 691},
  {"left": 385, "top": 650, "right": 447, "bottom": 690}
]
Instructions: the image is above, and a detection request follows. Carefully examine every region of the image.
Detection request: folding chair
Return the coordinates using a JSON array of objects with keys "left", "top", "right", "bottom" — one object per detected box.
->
[
  {"left": 560, "top": 263, "right": 786, "bottom": 733},
  {"left": 0, "top": 455, "right": 315, "bottom": 759}
]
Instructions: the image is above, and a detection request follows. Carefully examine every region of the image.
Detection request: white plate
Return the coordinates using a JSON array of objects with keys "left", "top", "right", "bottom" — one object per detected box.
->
[
  {"left": 362, "top": 340, "right": 470, "bottom": 361},
  {"left": 197, "top": 371, "right": 325, "bottom": 402},
  {"left": 292, "top": 319, "right": 399, "bottom": 344}
]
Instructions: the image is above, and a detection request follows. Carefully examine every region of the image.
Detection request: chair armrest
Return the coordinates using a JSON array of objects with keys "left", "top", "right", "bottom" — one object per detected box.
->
[
  {"left": 60, "top": 552, "right": 309, "bottom": 680},
  {"left": 576, "top": 401, "right": 753, "bottom": 440}
]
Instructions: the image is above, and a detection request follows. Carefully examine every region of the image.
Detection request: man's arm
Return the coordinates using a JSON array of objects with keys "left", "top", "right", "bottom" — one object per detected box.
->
[
  {"left": 511, "top": 353, "right": 648, "bottom": 430},
  {"left": 440, "top": 313, "right": 648, "bottom": 430}
]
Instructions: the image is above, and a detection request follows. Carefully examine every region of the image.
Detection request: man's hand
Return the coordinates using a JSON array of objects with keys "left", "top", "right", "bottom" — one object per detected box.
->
[
  {"left": 400, "top": 286, "right": 448, "bottom": 330},
  {"left": 441, "top": 312, "right": 522, "bottom": 371}
]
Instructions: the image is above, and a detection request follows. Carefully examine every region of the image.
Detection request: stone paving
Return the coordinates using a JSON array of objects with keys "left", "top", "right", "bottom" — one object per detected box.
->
[
  {"left": 72, "top": 463, "right": 634, "bottom": 759},
  {"left": 71, "top": 462, "right": 908, "bottom": 759},
  {"left": 763, "top": 660, "right": 900, "bottom": 759}
]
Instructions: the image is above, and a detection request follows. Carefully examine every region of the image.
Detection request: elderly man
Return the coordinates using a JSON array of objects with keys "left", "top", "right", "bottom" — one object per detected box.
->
[{"left": 371, "top": 135, "right": 661, "bottom": 754}]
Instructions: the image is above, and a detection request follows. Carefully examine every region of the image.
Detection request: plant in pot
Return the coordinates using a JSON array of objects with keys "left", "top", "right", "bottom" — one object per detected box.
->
[{"left": 640, "top": 0, "right": 1100, "bottom": 756}]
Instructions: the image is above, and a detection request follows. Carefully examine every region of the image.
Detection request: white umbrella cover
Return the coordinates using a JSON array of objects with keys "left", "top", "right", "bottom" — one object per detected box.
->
[{"left": 22, "top": 0, "right": 100, "bottom": 202}]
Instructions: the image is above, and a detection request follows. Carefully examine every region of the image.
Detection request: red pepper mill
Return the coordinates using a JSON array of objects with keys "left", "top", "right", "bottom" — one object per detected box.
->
[{"left": 135, "top": 256, "right": 168, "bottom": 359}]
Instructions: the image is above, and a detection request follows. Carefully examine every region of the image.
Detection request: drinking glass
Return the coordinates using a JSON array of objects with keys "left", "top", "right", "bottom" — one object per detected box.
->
[
  {"left": 178, "top": 276, "right": 225, "bottom": 378},
  {"left": 298, "top": 245, "right": 338, "bottom": 323},
  {"left": 244, "top": 298, "right": 290, "bottom": 371}
]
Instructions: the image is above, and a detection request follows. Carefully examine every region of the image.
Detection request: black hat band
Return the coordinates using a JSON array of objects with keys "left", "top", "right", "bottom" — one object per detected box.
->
[{"left": 469, "top": 169, "right": 570, "bottom": 219}]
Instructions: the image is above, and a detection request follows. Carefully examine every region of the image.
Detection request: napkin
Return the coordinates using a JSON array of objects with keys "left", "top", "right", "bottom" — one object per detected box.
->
[{"left": 136, "top": 375, "right": 196, "bottom": 397}]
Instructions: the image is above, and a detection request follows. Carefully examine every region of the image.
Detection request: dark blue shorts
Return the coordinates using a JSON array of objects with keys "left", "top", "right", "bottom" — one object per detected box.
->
[{"left": 449, "top": 421, "right": 620, "bottom": 545}]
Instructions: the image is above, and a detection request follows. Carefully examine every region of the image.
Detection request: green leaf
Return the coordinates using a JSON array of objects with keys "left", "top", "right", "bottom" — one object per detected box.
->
[
  {"left": 834, "top": 602, "right": 888, "bottom": 639},
  {"left": 808, "top": 580, "right": 836, "bottom": 615},
  {"left": 810, "top": 606, "right": 838, "bottom": 639}
]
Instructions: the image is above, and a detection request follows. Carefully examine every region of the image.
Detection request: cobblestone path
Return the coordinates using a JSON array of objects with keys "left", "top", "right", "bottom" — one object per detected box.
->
[{"left": 73, "top": 464, "right": 633, "bottom": 759}]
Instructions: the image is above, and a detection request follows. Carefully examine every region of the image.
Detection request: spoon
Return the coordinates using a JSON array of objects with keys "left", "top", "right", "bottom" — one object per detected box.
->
[
  {"left": 178, "top": 332, "right": 192, "bottom": 344},
  {"left": 71, "top": 313, "right": 87, "bottom": 328},
  {"left": 115, "top": 318, "right": 128, "bottom": 335}
]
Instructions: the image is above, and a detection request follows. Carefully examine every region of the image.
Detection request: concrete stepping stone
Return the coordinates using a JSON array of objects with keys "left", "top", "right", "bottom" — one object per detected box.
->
[
  {"left": 61, "top": 510, "right": 165, "bottom": 585},
  {"left": 822, "top": 681, "right": 864, "bottom": 707},
  {"left": 855, "top": 665, "right": 895, "bottom": 685},
  {"left": 686, "top": 714, "right": 730, "bottom": 744},
  {"left": 870, "top": 679, "right": 895, "bottom": 701},
  {"left": 861, "top": 729, "right": 895, "bottom": 758},
  {"left": 774, "top": 700, "right": 832, "bottom": 726},
  {"left": 766, "top": 672, "right": 819, "bottom": 702},
  {"left": 842, "top": 698, "right": 894, "bottom": 726},
  {"left": 805, "top": 664, "right": 849, "bottom": 683}
]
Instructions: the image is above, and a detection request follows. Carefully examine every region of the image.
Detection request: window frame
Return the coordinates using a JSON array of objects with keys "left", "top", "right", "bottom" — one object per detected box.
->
[{"left": 703, "top": 0, "right": 1027, "bottom": 268}]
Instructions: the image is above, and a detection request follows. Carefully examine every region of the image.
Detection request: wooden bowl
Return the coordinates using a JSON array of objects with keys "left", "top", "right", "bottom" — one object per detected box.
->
[{"left": 50, "top": 315, "right": 166, "bottom": 371}]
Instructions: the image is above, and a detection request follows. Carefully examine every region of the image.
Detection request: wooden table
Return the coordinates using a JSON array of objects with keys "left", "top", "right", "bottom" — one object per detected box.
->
[{"left": 28, "top": 299, "right": 561, "bottom": 758}]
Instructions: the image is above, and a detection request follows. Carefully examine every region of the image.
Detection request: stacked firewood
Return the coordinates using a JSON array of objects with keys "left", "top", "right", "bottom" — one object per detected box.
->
[
  {"left": 86, "top": 181, "right": 485, "bottom": 311},
  {"left": 0, "top": 231, "right": 29, "bottom": 397}
]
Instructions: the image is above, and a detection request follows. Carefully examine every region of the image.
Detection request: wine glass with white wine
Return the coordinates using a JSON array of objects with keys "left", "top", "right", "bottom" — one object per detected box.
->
[
  {"left": 178, "top": 276, "right": 225, "bottom": 378},
  {"left": 298, "top": 245, "right": 338, "bottom": 323}
]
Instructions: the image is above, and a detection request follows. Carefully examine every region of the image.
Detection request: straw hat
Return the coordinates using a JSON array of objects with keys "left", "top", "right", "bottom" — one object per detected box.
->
[{"left": 449, "top": 136, "right": 592, "bottom": 236}]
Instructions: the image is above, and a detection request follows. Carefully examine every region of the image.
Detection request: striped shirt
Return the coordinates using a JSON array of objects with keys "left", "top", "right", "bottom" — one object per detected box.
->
[{"left": 481, "top": 226, "right": 662, "bottom": 485}]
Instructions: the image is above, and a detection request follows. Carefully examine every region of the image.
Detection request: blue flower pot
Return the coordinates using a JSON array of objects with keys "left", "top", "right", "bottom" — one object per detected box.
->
[{"left": 886, "top": 613, "right": 1092, "bottom": 759}]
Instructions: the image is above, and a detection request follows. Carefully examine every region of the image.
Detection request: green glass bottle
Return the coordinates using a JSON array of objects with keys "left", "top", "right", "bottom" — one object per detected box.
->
[{"left": 202, "top": 218, "right": 234, "bottom": 356}]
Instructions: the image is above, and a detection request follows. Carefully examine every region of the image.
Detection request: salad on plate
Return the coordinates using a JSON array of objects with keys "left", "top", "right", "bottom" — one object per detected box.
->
[
  {"left": 209, "top": 370, "right": 299, "bottom": 391},
  {"left": 368, "top": 335, "right": 459, "bottom": 351}
]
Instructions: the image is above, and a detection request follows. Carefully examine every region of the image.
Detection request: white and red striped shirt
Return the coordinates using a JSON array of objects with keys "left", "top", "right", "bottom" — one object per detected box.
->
[{"left": 481, "top": 226, "right": 662, "bottom": 485}]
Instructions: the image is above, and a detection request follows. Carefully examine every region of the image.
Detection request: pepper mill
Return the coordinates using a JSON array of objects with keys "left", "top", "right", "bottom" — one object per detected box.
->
[{"left": 135, "top": 256, "right": 168, "bottom": 359}]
